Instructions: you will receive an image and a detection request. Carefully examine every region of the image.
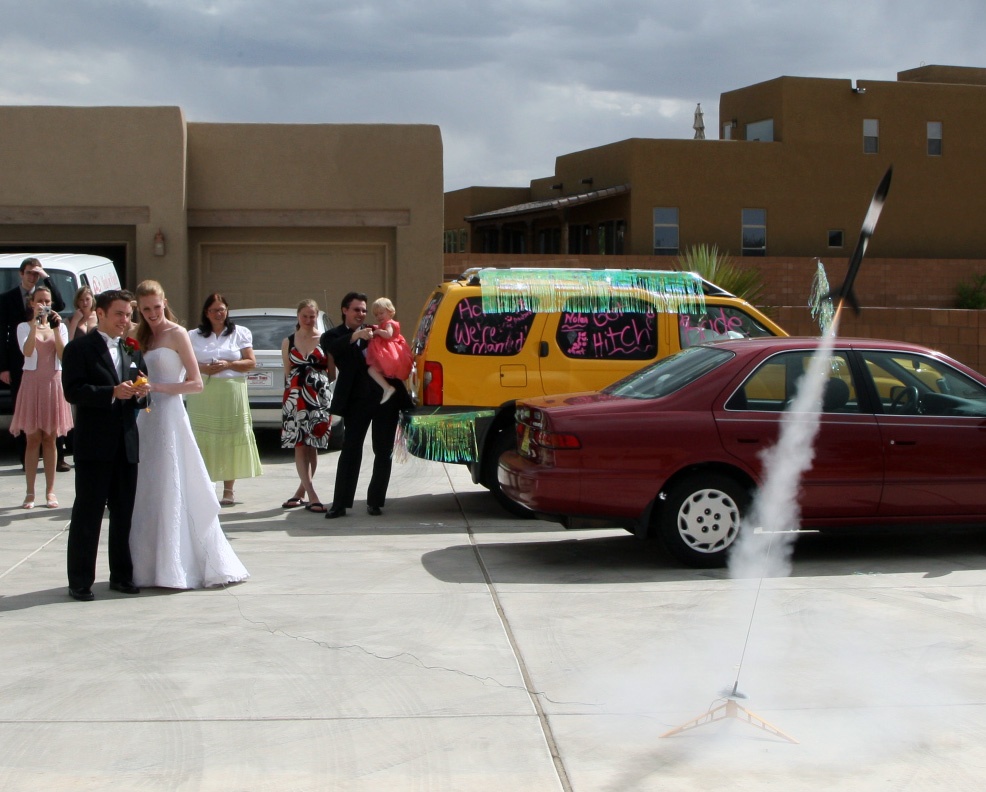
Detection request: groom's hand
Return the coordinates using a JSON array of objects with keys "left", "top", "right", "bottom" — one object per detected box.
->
[{"left": 115, "top": 380, "right": 141, "bottom": 400}]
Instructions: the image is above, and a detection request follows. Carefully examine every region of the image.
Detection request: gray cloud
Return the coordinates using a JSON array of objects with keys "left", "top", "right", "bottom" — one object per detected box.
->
[{"left": 1, "top": 0, "right": 983, "bottom": 189}]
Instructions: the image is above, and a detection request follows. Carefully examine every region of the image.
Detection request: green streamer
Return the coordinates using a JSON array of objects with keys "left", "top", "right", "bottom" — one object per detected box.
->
[
  {"left": 479, "top": 268, "right": 706, "bottom": 315},
  {"left": 396, "top": 410, "right": 496, "bottom": 464},
  {"left": 808, "top": 260, "right": 835, "bottom": 335}
]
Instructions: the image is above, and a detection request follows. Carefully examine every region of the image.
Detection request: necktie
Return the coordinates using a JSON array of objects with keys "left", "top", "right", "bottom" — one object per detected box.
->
[{"left": 117, "top": 340, "right": 127, "bottom": 380}]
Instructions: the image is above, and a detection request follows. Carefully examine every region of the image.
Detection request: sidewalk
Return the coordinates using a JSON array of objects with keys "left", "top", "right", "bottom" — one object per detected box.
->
[{"left": 2, "top": 430, "right": 986, "bottom": 790}]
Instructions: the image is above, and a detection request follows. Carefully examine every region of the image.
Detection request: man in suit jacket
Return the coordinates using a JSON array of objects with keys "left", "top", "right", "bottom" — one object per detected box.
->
[
  {"left": 62, "top": 289, "right": 149, "bottom": 601},
  {"left": 0, "top": 258, "right": 67, "bottom": 467},
  {"left": 321, "top": 291, "right": 411, "bottom": 519}
]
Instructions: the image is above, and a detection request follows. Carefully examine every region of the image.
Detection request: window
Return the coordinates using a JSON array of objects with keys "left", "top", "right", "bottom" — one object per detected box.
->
[
  {"left": 723, "top": 122, "right": 734, "bottom": 141},
  {"left": 679, "top": 304, "right": 777, "bottom": 348},
  {"left": 652, "top": 207, "right": 679, "bottom": 255},
  {"left": 861, "top": 351, "right": 986, "bottom": 416},
  {"left": 445, "top": 296, "right": 535, "bottom": 356},
  {"left": 863, "top": 119, "right": 879, "bottom": 154},
  {"left": 597, "top": 220, "right": 626, "bottom": 255},
  {"left": 928, "top": 121, "right": 942, "bottom": 156},
  {"left": 443, "top": 228, "right": 467, "bottom": 253},
  {"left": 741, "top": 208, "right": 766, "bottom": 256},
  {"left": 557, "top": 310, "right": 657, "bottom": 360},
  {"left": 828, "top": 230, "right": 844, "bottom": 248},
  {"left": 726, "top": 352, "right": 857, "bottom": 413},
  {"left": 746, "top": 119, "right": 774, "bottom": 142},
  {"left": 568, "top": 224, "right": 593, "bottom": 254},
  {"left": 536, "top": 227, "right": 561, "bottom": 254}
]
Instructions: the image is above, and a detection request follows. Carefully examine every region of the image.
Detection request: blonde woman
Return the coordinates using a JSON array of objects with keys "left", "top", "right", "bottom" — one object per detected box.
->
[
  {"left": 280, "top": 299, "right": 334, "bottom": 512},
  {"left": 128, "top": 280, "right": 248, "bottom": 589},
  {"left": 9, "top": 287, "right": 72, "bottom": 508}
]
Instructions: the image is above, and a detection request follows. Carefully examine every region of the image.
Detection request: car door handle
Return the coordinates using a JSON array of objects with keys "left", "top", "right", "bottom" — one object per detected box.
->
[
  {"left": 539, "top": 341, "right": 549, "bottom": 357},
  {"left": 889, "top": 439, "right": 916, "bottom": 446},
  {"left": 736, "top": 438, "right": 760, "bottom": 444}
]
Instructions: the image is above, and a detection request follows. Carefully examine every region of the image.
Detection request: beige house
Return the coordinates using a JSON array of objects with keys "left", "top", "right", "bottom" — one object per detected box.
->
[
  {"left": 0, "top": 106, "right": 443, "bottom": 321},
  {"left": 449, "top": 65, "right": 986, "bottom": 262}
]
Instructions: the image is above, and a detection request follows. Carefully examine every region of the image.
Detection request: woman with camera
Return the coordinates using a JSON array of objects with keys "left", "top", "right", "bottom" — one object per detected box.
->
[{"left": 9, "top": 286, "right": 73, "bottom": 509}]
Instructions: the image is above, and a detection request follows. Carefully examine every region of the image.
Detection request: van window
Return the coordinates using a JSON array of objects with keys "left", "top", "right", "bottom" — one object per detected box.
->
[
  {"left": 556, "top": 311, "right": 657, "bottom": 360},
  {"left": 46, "top": 270, "right": 78, "bottom": 311},
  {"left": 445, "top": 296, "right": 535, "bottom": 356},
  {"left": 679, "top": 304, "right": 776, "bottom": 348},
  {"left": 411, "top": 292, "right": 443, "bottom": 355}
]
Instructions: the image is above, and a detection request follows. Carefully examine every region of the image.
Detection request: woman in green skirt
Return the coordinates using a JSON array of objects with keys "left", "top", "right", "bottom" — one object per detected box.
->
[{"left": 186, "top": 293, "right": 263, "bottom": 504}]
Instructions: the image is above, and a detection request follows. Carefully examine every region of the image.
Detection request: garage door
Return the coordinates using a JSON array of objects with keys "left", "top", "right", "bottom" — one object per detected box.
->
[{"left": 197, "top": 243, "right": 388, "bottom": 312}]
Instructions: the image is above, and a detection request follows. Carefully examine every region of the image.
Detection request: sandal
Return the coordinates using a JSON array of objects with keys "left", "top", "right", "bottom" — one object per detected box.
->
[
  {"left": 305, "top": 502, "right": 327, "bottom": 513},
  {"left": 220, "top": 488, "right": 235, "bottom": 506},
  {"left": 22, "top": 493, "right": 35, "bottom": 510},
  {"left": 282, "top": 497, "right": 307, "bottom": 509},
  {"left": 46, "top": 494, "right": 59, "bottom": 509}
]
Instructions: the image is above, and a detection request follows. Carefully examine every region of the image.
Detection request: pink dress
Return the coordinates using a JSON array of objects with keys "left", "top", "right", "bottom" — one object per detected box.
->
[
  {"left": 365, "top": 319, "right": 412, "bottom": 380},
  {"left": 10, "top": 330, "right": 74, "bottom": 437}
]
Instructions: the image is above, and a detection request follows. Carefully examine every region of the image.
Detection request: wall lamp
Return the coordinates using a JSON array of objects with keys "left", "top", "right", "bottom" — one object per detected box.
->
[
  {"left": 551, "top": 182, "right": 563, "bottom": 190},
  {"left": 153, "top": 229, "right": 166, "bottom": 256},
  {"left": 851, "top": 80, "right": 867, "bottom": 94},
  {"left": 580, "top": 177, "right": 593, "bottom": 186}
]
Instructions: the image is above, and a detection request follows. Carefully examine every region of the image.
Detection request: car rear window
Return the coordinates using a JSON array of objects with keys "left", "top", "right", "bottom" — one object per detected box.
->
[
  {"left": 556, "top": 310, "right": 657, "bottom": 360},
  {"left": 411, "top": 291, "right": 443, "bottom": 355},
  {"left": 445, "top": 296, "right": 535, "bottom": 356},
  {"left": 234, "top": 316, "right": 297, "bottom": 350},
  {"left": 605, "top": 345, "right": 733, "bottom": 399}
]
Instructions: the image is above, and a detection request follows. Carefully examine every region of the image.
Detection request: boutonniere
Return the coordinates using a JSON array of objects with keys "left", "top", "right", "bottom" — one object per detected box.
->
[{"left": 123, "top": 337, "right": 140, "bottom": 357}]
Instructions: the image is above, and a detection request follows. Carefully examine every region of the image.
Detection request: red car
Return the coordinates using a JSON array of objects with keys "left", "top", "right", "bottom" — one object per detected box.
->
[{"left": 498, "top": 337, "right": 986, "bottom": 567}]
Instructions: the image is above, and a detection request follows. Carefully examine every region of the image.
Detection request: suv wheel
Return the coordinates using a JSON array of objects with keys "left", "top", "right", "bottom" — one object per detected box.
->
[
  {"left": 482, "top": 427, "right": 535, "bottom": 519},
  {"left": 658, "top": 473, "right": 747, "bottom": 568}
]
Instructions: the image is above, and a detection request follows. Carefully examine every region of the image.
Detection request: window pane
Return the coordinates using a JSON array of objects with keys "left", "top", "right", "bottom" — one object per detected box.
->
[
  {"left": 828, "top": 230, "right": 844, "bottom": 247},
  {"left": 742, "top": 208, "right": 766, "bottom": 225},
  {"left": 653, "top": 207, "right": 678, "bottom": 225}
]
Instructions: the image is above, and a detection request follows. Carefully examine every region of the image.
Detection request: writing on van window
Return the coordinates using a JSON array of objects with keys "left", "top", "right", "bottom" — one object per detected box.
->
[
  {"left": 446, "top": 296, "right": 535, "bottom": 356},
  {"left": 557, "top": 312, "right": 657, "bottom": 360},
  {"left": 679, "top": 306, "right": 773, "bottom": 348}
]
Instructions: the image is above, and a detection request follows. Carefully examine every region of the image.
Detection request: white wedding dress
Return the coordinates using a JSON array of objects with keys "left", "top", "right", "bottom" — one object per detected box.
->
[{"left": 130, "top": 348, "right": 249, "bottom": 589}]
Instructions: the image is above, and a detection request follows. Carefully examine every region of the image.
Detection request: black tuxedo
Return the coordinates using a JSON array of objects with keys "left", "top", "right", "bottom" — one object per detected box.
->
[
  {"left": 321, "top": 324, "right": 411, "bottom": 509},
  {"left": 62, "top": 330, "right": 145, "bottom": 591}
]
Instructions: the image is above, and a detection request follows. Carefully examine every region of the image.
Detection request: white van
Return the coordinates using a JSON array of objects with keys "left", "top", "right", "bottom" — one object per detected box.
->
[{"left": 0, "top": 253, "right": 122, "bottom": 318}]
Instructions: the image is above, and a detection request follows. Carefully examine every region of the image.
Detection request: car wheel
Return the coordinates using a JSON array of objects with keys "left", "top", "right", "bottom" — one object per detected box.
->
[
  {"left": 482, "top": 427, "right": 536, "bottom": 519},
  {"left": 658, "top": 473, "right": 747, "bottom": 568}
]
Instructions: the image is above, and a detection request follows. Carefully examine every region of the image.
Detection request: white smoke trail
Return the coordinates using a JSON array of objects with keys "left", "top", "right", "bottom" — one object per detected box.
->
[{"left": 728, "top": 325, "right": 839, "bottom": 580}]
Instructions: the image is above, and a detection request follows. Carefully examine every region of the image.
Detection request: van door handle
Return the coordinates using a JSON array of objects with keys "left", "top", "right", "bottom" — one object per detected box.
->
[{"left": 539, "top": 341, "right": 548, "bottom": 357}]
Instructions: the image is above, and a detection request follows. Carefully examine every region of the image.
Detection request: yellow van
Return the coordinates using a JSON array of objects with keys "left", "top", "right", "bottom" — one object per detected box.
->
[{"left": 405, "top": 267, "right": 787, "bottom": 514}]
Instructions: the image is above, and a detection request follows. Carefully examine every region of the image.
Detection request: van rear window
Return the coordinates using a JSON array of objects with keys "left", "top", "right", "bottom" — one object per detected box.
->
[
  {"left": 446, "top": 296, "right": 535, "bottom": 356},
  {"left": 557, "top": 311, "right": 657, "bottom": 360},
  {"left": 412, "top": 292, "right": 444, "bottom": 355}
]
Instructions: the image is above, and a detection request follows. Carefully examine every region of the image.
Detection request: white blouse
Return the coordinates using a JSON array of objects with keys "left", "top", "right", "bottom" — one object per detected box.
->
[
  {"left": 17, "top": 322, "right": 69, "bottom": 371},
  {"left": 189, "top": 325, "right": 253, "bottom": 379}
]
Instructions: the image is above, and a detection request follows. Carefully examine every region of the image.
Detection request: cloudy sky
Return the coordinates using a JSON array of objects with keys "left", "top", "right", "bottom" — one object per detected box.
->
[{"left": 1, "top": 1, "right": 982, "bottom": 191}]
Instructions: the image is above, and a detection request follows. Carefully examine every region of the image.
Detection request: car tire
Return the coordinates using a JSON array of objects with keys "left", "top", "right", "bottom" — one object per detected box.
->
[
  {"left": 482, "top": 426, "right": 536, "bottom": 519},
  {"left": 658, "top": 473, "right": 748, "bottom": 568}
]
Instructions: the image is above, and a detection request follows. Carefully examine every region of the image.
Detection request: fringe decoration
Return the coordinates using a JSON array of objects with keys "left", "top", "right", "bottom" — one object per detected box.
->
[
  {"left": 808, "top": 260, "right": 835, "bottom": 335},
  {"left": 479, "top": 268, "right": 706, "bottom": 315},
  {"left": 395, "top": 410, "right": 496, "bottom": 464}
]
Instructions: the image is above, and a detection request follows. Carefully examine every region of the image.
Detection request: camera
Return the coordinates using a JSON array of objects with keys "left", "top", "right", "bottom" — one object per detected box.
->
[{"left": 36, "top": 305, "right": 51, "bottom": 324}]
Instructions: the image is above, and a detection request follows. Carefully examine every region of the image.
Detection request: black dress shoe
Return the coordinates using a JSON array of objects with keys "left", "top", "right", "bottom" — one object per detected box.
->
[
  {"left": 56, "top": 460, "right": 71, "bottom": 472},
  {"left": 366, "top": 505, "right": 382, "bottom": 516},
  {"left": 324, "top": 505, "right": 347, "bottom": 519},
  {"left": 68, "top": 587, "right": 94, "bottom": 602},
  {"left": 109, "top": 581, "right": 140, "bottom": 595}
]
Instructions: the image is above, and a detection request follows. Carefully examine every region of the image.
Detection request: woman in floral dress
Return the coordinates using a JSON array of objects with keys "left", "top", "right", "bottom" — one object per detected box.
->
[{"left": 280, "top": 299, "right": 334, "bottom": 512}]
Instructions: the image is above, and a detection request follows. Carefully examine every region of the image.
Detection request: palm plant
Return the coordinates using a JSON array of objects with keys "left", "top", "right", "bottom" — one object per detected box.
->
[{"left": 675, "top": 244, "right": 765, "bottom": 305}]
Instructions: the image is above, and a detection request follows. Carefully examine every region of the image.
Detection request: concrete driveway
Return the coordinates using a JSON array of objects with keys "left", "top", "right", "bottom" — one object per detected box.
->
[{"left": 2, "top": 429, "right": 985, "bottom": 791}]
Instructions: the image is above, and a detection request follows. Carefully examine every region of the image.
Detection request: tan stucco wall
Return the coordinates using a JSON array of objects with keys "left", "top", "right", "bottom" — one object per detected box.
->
[{"left": 0, "top": 108, "right": 443, "bottom": 321}]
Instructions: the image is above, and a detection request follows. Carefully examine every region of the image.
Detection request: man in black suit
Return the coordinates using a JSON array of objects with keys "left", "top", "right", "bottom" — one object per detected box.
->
[
  {"left": 0, "top": 257, "right": 67, "bottom": 468},
  {"left": 321, "top": 291, "right": 411, "bottom": 519},
  {"left": 62, "top": 289, "right": 149, "bottom": 601}
]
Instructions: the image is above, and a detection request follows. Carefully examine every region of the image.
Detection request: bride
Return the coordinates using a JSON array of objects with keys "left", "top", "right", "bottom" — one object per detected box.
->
[{"left": 129, "top": 280, "right": 249, "bottom": 589}]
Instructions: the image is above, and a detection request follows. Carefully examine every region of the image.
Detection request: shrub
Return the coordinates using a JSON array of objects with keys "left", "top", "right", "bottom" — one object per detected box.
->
[
  {"left": 956, "top": 273, "right": 986, "bottom": 309},
  {"left": 676, "top": 244, "right": 766, "bottom": 305}
]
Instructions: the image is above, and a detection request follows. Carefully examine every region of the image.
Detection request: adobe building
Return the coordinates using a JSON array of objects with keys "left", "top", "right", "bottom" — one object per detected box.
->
[
  {"left": 0, "top": 106, "right": 443, "bottom": 320},
  {"left": 449, "top": 65, "right": 986, "bottom": 263}
]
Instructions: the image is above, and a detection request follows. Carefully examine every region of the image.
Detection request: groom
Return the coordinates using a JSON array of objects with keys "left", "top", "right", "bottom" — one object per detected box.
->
[{"left": 62, "top": 289, "right": 149, "bottom": 601}]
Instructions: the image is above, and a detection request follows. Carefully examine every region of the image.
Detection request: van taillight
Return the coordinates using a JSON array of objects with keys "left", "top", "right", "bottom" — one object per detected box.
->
[{"left": 423, "top": 361, "right": 443, "bottom": 405}]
